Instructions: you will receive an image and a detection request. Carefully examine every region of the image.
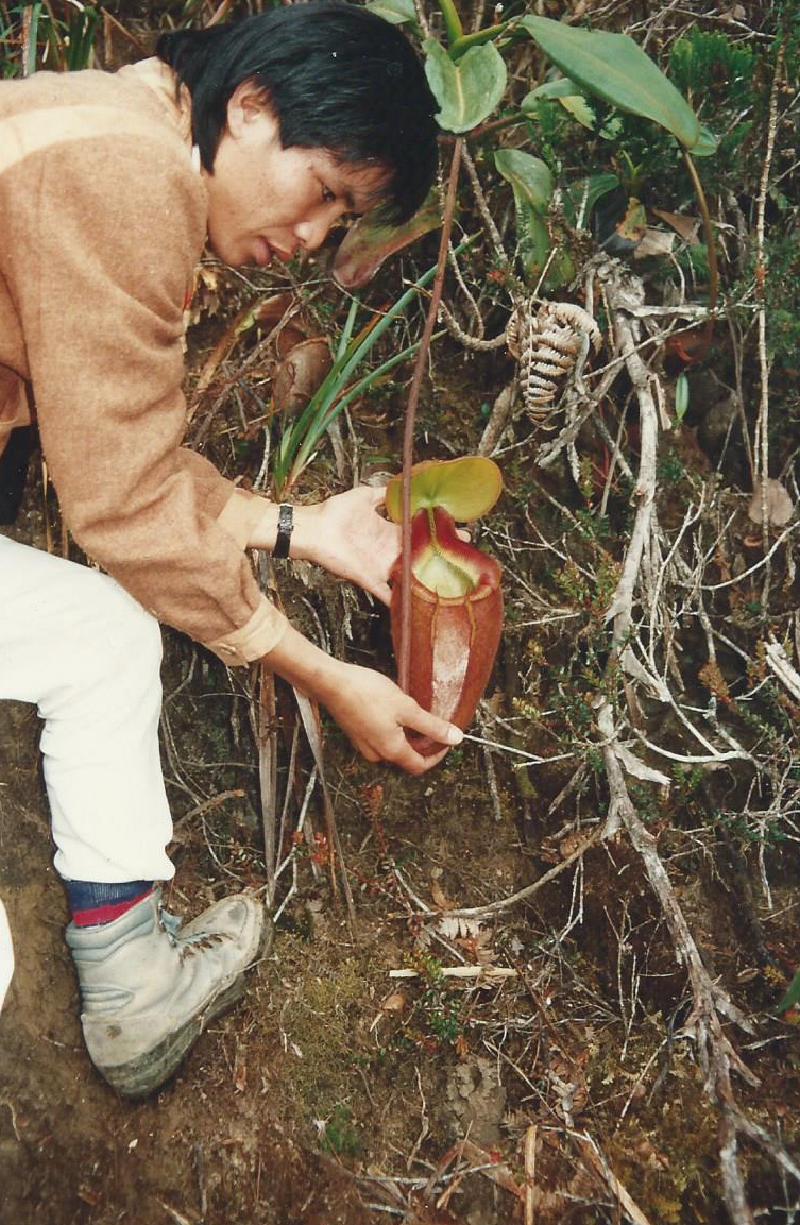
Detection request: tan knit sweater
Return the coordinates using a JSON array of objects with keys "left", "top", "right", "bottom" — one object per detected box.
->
[{"left": 0, "top": 59, "right": 287, "bottom": 666}]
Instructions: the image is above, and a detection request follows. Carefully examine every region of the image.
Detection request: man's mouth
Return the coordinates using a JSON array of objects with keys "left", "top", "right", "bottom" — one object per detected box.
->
[
  {"left": 253, "top": 237, "right": 272, "bottom": 268},
  {"left": 254, "top": 238, "right": 295, "bottom": 267}
]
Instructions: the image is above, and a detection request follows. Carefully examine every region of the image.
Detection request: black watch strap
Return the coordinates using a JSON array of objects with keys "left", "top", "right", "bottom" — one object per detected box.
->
[{"left": 272, "top": 503, "right": 293, "bottom": 559}]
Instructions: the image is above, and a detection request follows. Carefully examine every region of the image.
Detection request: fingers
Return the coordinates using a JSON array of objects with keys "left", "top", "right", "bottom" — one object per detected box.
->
[
  {"left": 403, "top": 704, "right": 463, "bottom": 749},
  {"left": 354, "top": 574, "right": 392, "bottom": 606},
  {"left": 385, "top": 737, "right": 443, "bottom": 777},
  {"left": 418, "top": 745, "right": 450, "bottom": 770},
  {"left": 356, "top": 720, "right": 451, "bottom": 777}
]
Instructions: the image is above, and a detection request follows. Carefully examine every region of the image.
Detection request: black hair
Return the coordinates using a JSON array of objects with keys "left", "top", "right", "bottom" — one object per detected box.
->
[{"left": 156, "top": 1, "right": 439, "bottom": 223}]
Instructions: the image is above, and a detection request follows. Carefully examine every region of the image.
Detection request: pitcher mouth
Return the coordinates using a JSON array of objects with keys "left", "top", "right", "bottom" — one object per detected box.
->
[{"left": 405, "top": 507, "right": 501, "bottom": 601}]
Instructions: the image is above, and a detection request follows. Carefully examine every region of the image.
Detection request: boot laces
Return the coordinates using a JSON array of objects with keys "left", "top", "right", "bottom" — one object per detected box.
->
[{"left": 160, "top": 908, "right": 226, "bottom": 956}]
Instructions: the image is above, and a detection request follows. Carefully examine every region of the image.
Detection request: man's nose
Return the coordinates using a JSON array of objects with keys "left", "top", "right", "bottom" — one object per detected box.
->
[{"left": 294, "top": 206, "right": 339, "bottom": 253}]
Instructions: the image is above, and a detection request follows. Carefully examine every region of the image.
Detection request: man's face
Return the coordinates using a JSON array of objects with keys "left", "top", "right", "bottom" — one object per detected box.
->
[{"left": 204, "top": 81, "right": 389, "bottom": 268}]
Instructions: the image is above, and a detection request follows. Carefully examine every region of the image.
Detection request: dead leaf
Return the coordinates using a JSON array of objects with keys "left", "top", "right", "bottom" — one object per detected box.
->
[
  {"left": 455, "top": 1138, "right": 525, "bottom": 1200},
  {"left": 559, "top": 830, "right": 588, "bottom": 859},
  {"left": 615, "top": 197, "right": 647, "bottom": 243},
  {"left": 192, "top": 291, "right": 295, "bottom": 400},
  {"left": 380, "top": 990, "right": 408, "bottom": 1014},
  {"left": 748, "top": 478, "right": 795, "bottom": 527},
  {"left": 632, "top": 228, "right": 676, "bottom": 259},
  {"left": 274, "top": 323, "right": 309, "bottom": 359},
  {"left": 651, "top": 208, "right": 701, "bottom": 244},
  {"left": 185, "top": 264, "right": 222, "bottom": 328},
  {"left": 272, "top": 337, "right": 332, "bottom": 416},
  {"left": 430, "top": 878, "right": 456, "bottom": 911},
  {"left": 663, "top": 324, "right": 714, "bottom": 366}
]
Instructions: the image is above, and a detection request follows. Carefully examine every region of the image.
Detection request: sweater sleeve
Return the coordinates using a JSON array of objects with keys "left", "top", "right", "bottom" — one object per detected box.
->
[{"left": 7, "top": 124, "right": 286, "bottom": 664}]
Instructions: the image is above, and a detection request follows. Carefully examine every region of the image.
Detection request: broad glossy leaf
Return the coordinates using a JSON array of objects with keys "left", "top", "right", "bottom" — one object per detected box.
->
[
  {"left": 495, "top": 150, "right": 554, "bottom": 280},
  {"left": 522, "top": 79, "right": 595, "bottom": 129},
  {"left": 518, "top": 210, "right": 553, "bottom": 283},
  {"left": 562, "top": 172, "right": 620, "bottom": 229},
  {"left": 494, "top": 149, "right": 553, "bottom": 212},
  {"left": 522, "top": 78, "right": 584, "bottom": 107},
  {"left": 424, "top": 38, "right": 507, "bottom": 133},
  {"left": 693, "top": 124, "right": 719, "bottom": 157},
  {"left": 385, "top": 456, "right": 503, "bottom": 524},
  {"left": 520, "top": 15, "right": 703, "bottom": 152},
  {"left": 333, "top": 194, "right": 442, "bottom": 289},
  {"left": 365, "top": 0, "right": 416, "bottom": 25}
]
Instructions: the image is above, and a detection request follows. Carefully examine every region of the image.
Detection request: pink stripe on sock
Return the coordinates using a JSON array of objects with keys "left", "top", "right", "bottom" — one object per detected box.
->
[{"left": 72, "top": 889, "right": 154, "bottom": 928}]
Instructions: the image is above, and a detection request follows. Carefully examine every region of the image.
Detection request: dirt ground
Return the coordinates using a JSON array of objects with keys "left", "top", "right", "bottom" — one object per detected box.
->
[{"left": 2, "top": 490, "right": 800, "bottom": 1225}]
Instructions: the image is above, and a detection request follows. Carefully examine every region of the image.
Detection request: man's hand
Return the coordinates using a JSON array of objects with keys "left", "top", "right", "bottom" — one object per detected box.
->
[
  {"left": 264, "top": 625, "right": 461, "bottom": 775},
  {"left": 321, "top": 661, "right": 462, "bottom": 774},
  {"left": 247, "top": 486, "right": 469, "bottom": 603},
  {"left": 291, "top": 486, "right": 399, "bottom": 604}
]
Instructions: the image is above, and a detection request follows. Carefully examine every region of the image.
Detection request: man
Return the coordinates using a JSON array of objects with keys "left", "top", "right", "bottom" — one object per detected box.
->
[{"left": 0, "top": 1, "right": 460, "bottom": 1097}]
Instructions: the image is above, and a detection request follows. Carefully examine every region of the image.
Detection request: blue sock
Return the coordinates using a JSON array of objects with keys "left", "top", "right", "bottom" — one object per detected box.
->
[{"left": 64, "top": 880, "right": 154, "bottom": 928}]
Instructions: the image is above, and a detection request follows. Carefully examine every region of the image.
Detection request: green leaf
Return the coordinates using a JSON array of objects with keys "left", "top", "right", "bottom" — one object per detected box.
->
[
  {"left": 519, "top": 212, "right": 553, "bottom": 283},
  {"left": 522, "top": 78, "right": 596, "bottom": 129},
  {"left": 495, "top": 149, "right": 554, "bottom": 282},
  {"left": 561, "top": 173, "right": 620, "bottom": 229},
  {"left": 778, "top": 967, "right": 800, "bottom": 1014},
  {"left": 365, "top": 0, "right": 416, "bottom": 25},
  {"left": 494, "top": 149, "right": 553, "bottom": 212},
  {"left": 675, "top": 373, "right": 689, "bottom": 422},
  {"left": 522, "top": 77, "right": 585, "bottom": 107},
  {"left": 424, "top": 38, "right": 507, "bottom": 133},
  {"left": 560, "top": 94, "right": 596, "bottom": 129},
  {"left": 692, "top": 124, "right": 719, "bottom": 157},
  {"left": 385, "top": 457, "right": 503, "bottom": 523},
  {"left": 583, "top": 172, "right": 620, "bottom": 216},
  {"left": 520, "top": 15, "right": 703, "bottom": 152},
  {"left": 450, "top": 22, "right": 511, "bottom": 59},
  {"left": 437, "top": 0, "right": 464, "bottom": 46}
]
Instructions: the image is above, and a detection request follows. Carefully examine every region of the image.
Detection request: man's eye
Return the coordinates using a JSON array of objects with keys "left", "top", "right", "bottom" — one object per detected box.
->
[{"left": 322, "top": 186, "right": 337, "bottom": 205}]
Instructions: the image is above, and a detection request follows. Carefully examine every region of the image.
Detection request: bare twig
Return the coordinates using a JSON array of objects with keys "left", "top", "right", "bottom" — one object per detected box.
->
[{"left": 753, "top": 45, "right": 784, "bottom": 602}]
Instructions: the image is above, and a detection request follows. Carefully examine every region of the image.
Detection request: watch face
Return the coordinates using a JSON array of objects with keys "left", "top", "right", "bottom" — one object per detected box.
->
[{"left": 274, "top": 504, "right": 293, "bottom": 558}]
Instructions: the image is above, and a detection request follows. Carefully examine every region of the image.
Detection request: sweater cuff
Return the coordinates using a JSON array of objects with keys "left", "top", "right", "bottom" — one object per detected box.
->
[
  {"left": 216, "top": 488, "right": 272, "bottom": 551},
  {"left": 204, "top": 594, "right": 288, "bottom": 667}
]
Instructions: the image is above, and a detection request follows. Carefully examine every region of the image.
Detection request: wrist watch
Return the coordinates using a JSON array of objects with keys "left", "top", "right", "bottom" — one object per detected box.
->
[{"left": 272, "top": 503, "right": 293, "bottom": 559}]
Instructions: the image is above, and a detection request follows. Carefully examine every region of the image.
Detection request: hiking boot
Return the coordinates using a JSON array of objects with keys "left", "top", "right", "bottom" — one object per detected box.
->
[{"left": 65, "top": 889, "right": 268, "bottom": 1098}]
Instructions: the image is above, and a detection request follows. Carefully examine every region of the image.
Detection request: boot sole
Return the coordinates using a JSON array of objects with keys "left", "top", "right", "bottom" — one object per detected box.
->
[{"left": 96, "top": 912, "right": 272, "bottom": 1099}]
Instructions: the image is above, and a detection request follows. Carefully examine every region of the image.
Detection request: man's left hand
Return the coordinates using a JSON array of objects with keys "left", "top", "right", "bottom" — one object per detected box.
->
[{"left": 293, "top": 485, "right": 399, "bottom": 604}]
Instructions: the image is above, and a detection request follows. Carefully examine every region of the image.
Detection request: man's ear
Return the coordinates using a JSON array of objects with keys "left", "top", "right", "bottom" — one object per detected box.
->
[{"left": 226, "top": 79, "right": 271, "bottom": 138}]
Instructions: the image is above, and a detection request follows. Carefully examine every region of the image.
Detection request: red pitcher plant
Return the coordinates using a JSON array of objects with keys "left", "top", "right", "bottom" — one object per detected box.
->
[{"left": 385, "top": 457, "right": 503, "bottom": 755}]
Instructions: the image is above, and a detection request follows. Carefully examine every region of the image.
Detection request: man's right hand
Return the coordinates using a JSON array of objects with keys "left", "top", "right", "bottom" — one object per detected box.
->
[
  {"left": 263, "top": 625, "right": 461, "bottom": 775},
  {"left": 320, "top": 660, "right": 462, "bottom": 775}
]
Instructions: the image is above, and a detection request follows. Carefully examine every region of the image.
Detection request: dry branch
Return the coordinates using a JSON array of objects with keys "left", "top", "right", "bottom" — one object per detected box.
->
[{"left": 589, "top": 255, "right": 799, "bottom": 1222}]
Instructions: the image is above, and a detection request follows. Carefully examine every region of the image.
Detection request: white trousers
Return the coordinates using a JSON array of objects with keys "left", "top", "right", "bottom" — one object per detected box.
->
[{"left": 0, "top": 535, "right": 176, "bottom": 1009}]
